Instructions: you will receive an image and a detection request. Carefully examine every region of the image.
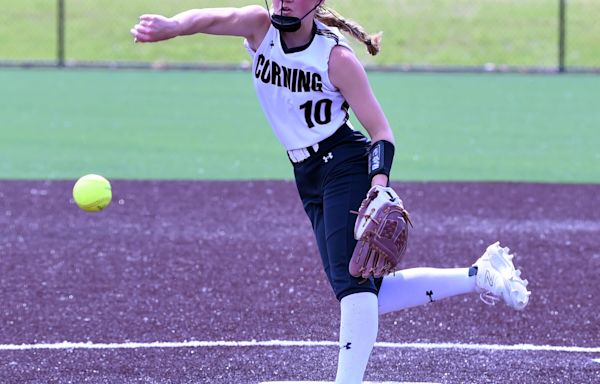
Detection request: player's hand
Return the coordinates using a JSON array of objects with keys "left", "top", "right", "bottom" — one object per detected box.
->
[{"left": 131, "top": 14, "right": 179, "bottom": 43}]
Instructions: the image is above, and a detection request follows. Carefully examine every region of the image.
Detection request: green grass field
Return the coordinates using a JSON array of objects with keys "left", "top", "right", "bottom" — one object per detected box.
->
[
  {"left": 1, "top": 69, "right": 598, "bottom": 183},
  {"left": 1, "top": 0, "right": 599, "bottom": 67}
]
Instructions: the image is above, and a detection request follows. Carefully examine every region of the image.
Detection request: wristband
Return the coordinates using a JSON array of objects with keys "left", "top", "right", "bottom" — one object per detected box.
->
[{"left": 368, "top": 140, "right": 395, "bottom": 182}]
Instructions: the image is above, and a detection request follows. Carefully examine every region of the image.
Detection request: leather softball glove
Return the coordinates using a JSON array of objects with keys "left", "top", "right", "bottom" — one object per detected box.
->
[{"left": 349, "top": 185, "right": 412, "bottom": 279}]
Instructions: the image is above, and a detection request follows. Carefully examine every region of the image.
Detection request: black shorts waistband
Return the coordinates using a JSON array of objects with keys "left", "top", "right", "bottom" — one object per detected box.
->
[{"left": 287, "top": 123, "right": 357, "bottom": 164}]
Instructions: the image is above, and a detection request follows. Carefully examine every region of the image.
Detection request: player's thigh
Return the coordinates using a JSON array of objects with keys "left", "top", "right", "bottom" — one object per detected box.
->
[
  {"left": 322, "top": 170, "right": 374, "bottom": 297},
  {"left": 323, "top": 168, "right": 369, "bottom": 256},
  {"left": 303, "top": 201, "right": 333, "bottom": 283}
]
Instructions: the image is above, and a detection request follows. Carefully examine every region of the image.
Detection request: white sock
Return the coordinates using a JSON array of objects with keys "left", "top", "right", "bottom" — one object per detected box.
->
[
  {"left": 378, "top": 267, "right": 477, "bottom": 315},
  {"left": 335, "top": 292, "right": 378, "bottom": 384}
]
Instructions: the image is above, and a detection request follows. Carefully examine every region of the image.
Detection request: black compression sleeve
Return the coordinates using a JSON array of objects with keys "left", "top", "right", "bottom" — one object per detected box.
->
[{"left": 368, "top": 140, "right": 395, "bottom": 182}]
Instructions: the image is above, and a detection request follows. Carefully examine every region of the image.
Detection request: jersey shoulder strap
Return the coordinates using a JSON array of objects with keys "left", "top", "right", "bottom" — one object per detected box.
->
[{"left": 314, "top": 21, "right": 353, "bottom": 52}]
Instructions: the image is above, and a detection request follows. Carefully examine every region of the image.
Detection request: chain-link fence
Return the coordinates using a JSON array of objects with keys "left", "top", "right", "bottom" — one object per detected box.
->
[{"left": 0, "top": 0, "right": 599, "bottom": 72}]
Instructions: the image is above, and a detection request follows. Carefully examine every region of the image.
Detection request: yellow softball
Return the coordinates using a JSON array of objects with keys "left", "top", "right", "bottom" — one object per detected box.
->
[{"left": 72, "top": 174, "right": 112, "bottom": 212}]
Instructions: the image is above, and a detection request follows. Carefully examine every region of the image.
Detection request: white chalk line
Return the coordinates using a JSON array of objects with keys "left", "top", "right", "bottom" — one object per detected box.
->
[
  {"left": 0, "top": 339, "right": 599, "bottom": 353},
  {"left": 260, "top": 382, "right": 438, "bottom": 384}
]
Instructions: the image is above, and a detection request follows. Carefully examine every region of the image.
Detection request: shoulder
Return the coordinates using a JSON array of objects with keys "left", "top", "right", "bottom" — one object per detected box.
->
[
  {"left": 241, "top": 5, "right": 272, "bottom": 49},
  {"left": 238, "top": 5, "right": 269, "bottom": 20},
  {"left": 329, "top": 45, "right": 361, "bottom": 72},
  {"left": 328, "top": 45, "right": 366, "bottom": 90}
]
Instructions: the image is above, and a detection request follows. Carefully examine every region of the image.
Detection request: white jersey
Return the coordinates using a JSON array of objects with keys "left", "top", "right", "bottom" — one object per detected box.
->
[{"left": 245, "top": 21, "right": 352, "bottom": 150}]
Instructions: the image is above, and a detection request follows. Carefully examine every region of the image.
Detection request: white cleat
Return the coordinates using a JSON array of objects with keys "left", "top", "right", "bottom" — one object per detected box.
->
[{"left": 474, "top": 242, "right": 531, "bottom": 310}]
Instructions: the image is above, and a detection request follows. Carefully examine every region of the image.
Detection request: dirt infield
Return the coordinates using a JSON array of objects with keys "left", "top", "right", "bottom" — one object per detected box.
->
[{"left": 0, "top": 180, "right": 599, "bottom": 383}]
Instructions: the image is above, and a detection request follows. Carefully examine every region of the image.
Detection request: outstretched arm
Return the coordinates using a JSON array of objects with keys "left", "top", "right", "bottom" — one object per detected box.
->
[
  {"left": 329, "top": 46, "right": 395, "bottom": 187},
  {"left": 131, "top": 5, "right": 270, "bottom": 48}
]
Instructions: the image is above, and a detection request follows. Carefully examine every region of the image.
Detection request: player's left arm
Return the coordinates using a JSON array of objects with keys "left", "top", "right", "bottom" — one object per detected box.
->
[{"left": 329, "top": 45, "right": 395, "bottom": 187}]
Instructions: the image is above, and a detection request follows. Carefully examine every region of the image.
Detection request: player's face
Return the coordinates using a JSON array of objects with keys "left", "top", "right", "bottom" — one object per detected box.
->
[{"left": 272, "top": 0, "right": 323, "bottom": 17}]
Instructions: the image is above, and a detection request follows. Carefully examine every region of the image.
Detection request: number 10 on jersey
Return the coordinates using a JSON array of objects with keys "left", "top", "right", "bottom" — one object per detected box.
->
[{"left": 300, "top": 98, "right": 333, "bottom": 128}]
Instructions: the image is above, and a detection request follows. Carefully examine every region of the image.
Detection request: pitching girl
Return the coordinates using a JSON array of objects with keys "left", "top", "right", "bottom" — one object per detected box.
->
[{"left": 131, "top": 2, "right": 530, "bottom": 382}]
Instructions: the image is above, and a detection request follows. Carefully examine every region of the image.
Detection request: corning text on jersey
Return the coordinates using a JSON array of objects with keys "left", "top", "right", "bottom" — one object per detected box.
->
[{"left": 255, "top": 54, "right": 323, "bottom": 93}]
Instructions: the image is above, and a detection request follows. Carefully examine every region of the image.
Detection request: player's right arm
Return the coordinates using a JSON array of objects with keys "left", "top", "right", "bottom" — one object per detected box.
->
[{"left": 131, "top": 5, "right": 270, "bottom": 49}]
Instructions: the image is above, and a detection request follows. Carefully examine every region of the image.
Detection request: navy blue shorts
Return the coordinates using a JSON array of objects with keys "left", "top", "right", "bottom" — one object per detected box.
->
[{"left": 291, "top": 124, "right": 383, "bottom": 301}]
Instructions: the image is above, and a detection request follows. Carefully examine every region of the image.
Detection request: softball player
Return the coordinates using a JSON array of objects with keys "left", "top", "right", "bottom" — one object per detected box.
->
[{"left": 131, "top": 2, "right": 531, "bottom": 383}]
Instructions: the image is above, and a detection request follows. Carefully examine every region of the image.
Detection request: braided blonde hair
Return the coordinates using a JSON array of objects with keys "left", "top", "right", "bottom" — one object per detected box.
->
[{"left": 315, "top": 6, "right": 382, "bottom": 56}]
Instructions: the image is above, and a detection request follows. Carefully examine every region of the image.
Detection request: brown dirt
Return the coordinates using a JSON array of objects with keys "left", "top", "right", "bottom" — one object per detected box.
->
[{"left": 0, "top": 180, "right": 599, "bottom": 383}]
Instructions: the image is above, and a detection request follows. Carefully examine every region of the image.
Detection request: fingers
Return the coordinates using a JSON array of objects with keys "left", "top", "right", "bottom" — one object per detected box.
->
[
  {"left": 130, "top": 26, "right": 150, "bottom": 43},
  {"left": 131, "top": 14, "right": 162, "bottom": 43},
  {"left": 138, "top": 14, "right": 167, "bottom": 27},
  {"left": 131, "top": 19, "right": 147, "bottom": 43},
  {"left": 132, "top": 25, "right": 152, "bottom": 34},
  {"left": 139, "top": 14, "right": 159, "bottom": 22}
]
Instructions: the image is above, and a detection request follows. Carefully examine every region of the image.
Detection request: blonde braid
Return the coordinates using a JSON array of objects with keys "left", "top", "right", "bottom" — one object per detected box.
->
[{"left": 315, "top": 6, "right": 382, "bottom": 56}]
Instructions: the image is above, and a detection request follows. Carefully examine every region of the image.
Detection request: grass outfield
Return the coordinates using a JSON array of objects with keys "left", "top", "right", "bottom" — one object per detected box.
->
[
  {"left": 0, "top": 0, "right": 599, "bottom": 67},
  {"left": 1, "top": 69, "right": 598, "bottom": 183}
]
